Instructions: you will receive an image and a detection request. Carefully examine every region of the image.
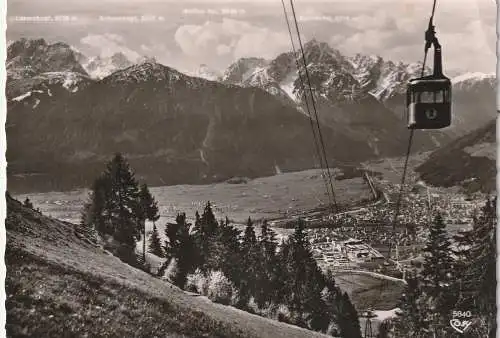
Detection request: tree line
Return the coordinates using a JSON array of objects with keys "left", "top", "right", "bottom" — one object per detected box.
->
[{"left": 81, "top": 153, "right": 362, "bottom": 337}]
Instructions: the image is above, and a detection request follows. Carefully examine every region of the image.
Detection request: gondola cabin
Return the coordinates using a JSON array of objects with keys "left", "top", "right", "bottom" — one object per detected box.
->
[{"left": 406, "top": 75, "right": 451, "bottom": 129}]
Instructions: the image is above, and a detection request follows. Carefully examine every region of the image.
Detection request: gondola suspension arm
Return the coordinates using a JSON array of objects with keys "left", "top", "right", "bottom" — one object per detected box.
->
[{"left": 424, "top": 14, "right": 443, "bottom": 78}]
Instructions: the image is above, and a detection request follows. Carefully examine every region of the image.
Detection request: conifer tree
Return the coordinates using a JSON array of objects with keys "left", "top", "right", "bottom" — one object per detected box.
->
[
  {"left": 323, "top": 285, "right": 361, "bottom": 338},
  {"left": 395, "top": 272, "right": 427, "bottom": 336},
  {"left": 192, "top": 202, "right": 218, "bottom": 270},
  {"left": 279, "top": 218, "right": 332, "bottom": 328},
  {"left": 204, "top": 219, "right": 225, "bottom": 272},
  {"left": 201, "top": 201, "right": 218, "bottom": 238},
  {"left": 287, "top": 218, "right": 309, "bottom": 314},
  {"left": 450, "top": 226, "right": 475, "bottom": 311},
  {"left": 238, "top": 217, "right": 259, "bottom": 306},
  {"left": 103, "top": 153, "right": 141, "bottom": 247},
  {"left": 81, "top": 153, "right": 148, "bottom": 264},
  {"left": 191, "top": 210, "right": 204, "bottom": 268},
  {"left": 304, "top": 266, "right": 330, "bottom": 332},
  {"left": 173, "top": 213, "right": 196, "bottom": 288},
  {"left": 255, "top": 220, "right": 279, "bottom": 307},
  {"left": 420, "top": 212, "right": 455, "bottom": 319},
  {"left": 337, "top": 292, "right": 362, "bottom": 338},
  {"left": 211, "top": 218, "right": 241, "bottom": 283},
  {"left": 164, "top": 213, "right": 184, "bottom": 259},
  {"left": 273, "top": 244, "right": 290, "bottom": 305},
  {"left": 160, "top": 212, "right": 195, "bottom": 287},
  {"left": 148, "top": 224, "right": 164, "bottom": 257},
  {"left": 85, "top": 174, "right": 113, "bottom": 236},
  {"left": 460, "top": 197, "right": 496, "bottom": 336}
]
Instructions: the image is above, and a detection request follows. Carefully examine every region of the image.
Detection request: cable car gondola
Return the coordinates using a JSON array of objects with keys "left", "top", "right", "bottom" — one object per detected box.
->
[{"left": 406, "top": 18, "right": 451, "bottom": 130}]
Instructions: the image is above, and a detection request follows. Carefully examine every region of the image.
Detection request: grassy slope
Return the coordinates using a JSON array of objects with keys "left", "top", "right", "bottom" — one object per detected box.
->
[{"left": 6, "top": 196, "right": 329, "bottom": 338}]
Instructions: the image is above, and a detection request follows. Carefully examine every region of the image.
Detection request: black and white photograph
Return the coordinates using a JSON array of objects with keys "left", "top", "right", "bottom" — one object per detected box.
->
[{"left": 3, "top": 0, "right": 497, "bottom": 337}]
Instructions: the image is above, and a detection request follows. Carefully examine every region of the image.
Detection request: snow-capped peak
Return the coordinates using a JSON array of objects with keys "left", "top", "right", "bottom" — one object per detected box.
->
[
  {"left": 451, "top": 72, "right": 496, "bottom": 85},
  {"left": 81, "top": 52, "right": 134, "bottom": 79},
  {"left": 192, "top": 64, "right": 221, "bottom": 81},
  {"left": 222, "top": 57, "right": 269, "bottom": 84}
]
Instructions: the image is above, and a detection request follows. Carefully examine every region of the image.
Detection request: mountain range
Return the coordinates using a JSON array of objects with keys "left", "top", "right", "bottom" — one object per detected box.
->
[{"left": 6, "top": 38, "right": 497, "bottom": 193}]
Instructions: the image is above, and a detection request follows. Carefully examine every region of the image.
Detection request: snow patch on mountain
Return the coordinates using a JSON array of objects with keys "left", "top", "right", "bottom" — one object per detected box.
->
[
  {"left": 221, "top": 57, "right": 269, "bottom": 84},
  {"left": 244, "top": 67, "right": 272, "bottom": 87},
  {"left": 280, "top": 71, "right": 299, "bottom": 102},
  {"left": 39, "top": 72, "right": 89, "bottom": 92},
  {"left": 451, "top": 72, "right": 496, "bottom": 85},
  {"left": 12, "top": 91, "right": 34, "bottom": 102}
]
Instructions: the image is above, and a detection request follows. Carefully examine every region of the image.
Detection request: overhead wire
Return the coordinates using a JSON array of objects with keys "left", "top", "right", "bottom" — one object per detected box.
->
[
  {"left": 288, "top": 0, "right": 339, "bottom": 214},
  {"left": 279, "top": 0, "right": 335, "bottom": 213},
  {"left": 280, "top": 0, "right": 357, "bottom": 300}
]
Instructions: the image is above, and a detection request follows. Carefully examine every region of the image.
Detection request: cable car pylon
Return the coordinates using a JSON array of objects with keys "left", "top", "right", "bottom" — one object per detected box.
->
[{"left": 360, "top": 309, "right": 377, "bottom": 338}]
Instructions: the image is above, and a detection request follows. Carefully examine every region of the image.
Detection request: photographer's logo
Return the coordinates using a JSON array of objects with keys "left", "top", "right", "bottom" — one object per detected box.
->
[{"left": 450, "top": 311, "right": 472, "bottom": 333}]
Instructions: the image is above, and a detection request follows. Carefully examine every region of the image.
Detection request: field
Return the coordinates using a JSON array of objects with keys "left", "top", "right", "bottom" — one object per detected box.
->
[
  {"left": 15, "top": 168, "right": 372, "bottom": 226},
  {"left": 334, "top": 271, "right": 405, "bottom": 336},
  {"left": 334, "top": 271, "right": 405, "bottom": 312}
]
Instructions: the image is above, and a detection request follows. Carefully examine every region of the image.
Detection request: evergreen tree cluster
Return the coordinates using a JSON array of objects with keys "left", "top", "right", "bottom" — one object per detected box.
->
[
  {"left": 81, "top": 153, "right": 159, "bottom": 265},
  {"left": 159, "top": 203, "right": 361, "bottom": 337},
  {"left": 393, "top": 197, "right": 496, "bottom": 337}
]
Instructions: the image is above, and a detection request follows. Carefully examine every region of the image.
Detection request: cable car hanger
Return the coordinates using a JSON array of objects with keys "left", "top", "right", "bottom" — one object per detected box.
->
[{"left": 406, "top": 0, "right": 452, "bottom": 130}]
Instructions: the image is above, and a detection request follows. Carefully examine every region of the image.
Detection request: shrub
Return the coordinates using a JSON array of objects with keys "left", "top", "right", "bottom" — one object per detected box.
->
[
  {"left": 277, "top": 304, "right": 292, "bottom": 324},
  {"left": 162, "top": 258, "right": 179, "bottom": 283},
  {"left": 186, "top": 269, "right": 207, "bottom": 294},
  {"left": 247, "top": 297, "right": 260, "bottom": 314},
  {"left": 326, "top": 322, "right": 341, "bottom": 337},
  {"left": 206, "top": 270, "right": 236, "bottom": 305}
]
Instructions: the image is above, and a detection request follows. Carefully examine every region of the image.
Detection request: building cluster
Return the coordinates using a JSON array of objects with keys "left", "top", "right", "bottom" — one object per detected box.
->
[
  {"left": 277, "top": 176, "right": 487, "bottom": 277},
  {"left": 308, "top": 229, "right": 385, "bottom": 271},
  {"left": 326, "top": 181, "right": 485, "bottom": 233}
]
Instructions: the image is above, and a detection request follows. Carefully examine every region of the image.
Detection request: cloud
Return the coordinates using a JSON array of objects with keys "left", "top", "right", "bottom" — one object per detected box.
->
[
  {"left": 330, "top": 11, "right": 397, "bottom": 31},
  {"left": 174, "top": 18, "right": 290, "bottom": 62},
  {"left": 80, "top": 33, "right": 141, "bottom": 60},
  {"left": 298, "top": 15, "right": 335, "bottom": 22},
  {"left": 438, "top": 19, "right": 496, "bottom": 72},
  {"left": 325, "top": 3, "right": 496, "bottom": 73},
  {"left": 216, "top": 44, "right": 231, "bottom": 55},
  {"left": 13, "top": 0, "right": 493, "bottom": 74}
]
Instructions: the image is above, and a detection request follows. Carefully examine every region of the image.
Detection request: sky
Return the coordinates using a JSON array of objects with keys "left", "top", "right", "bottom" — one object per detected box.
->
[{"left": 6, "top": 0, "right": 497, "bottom": 76}]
